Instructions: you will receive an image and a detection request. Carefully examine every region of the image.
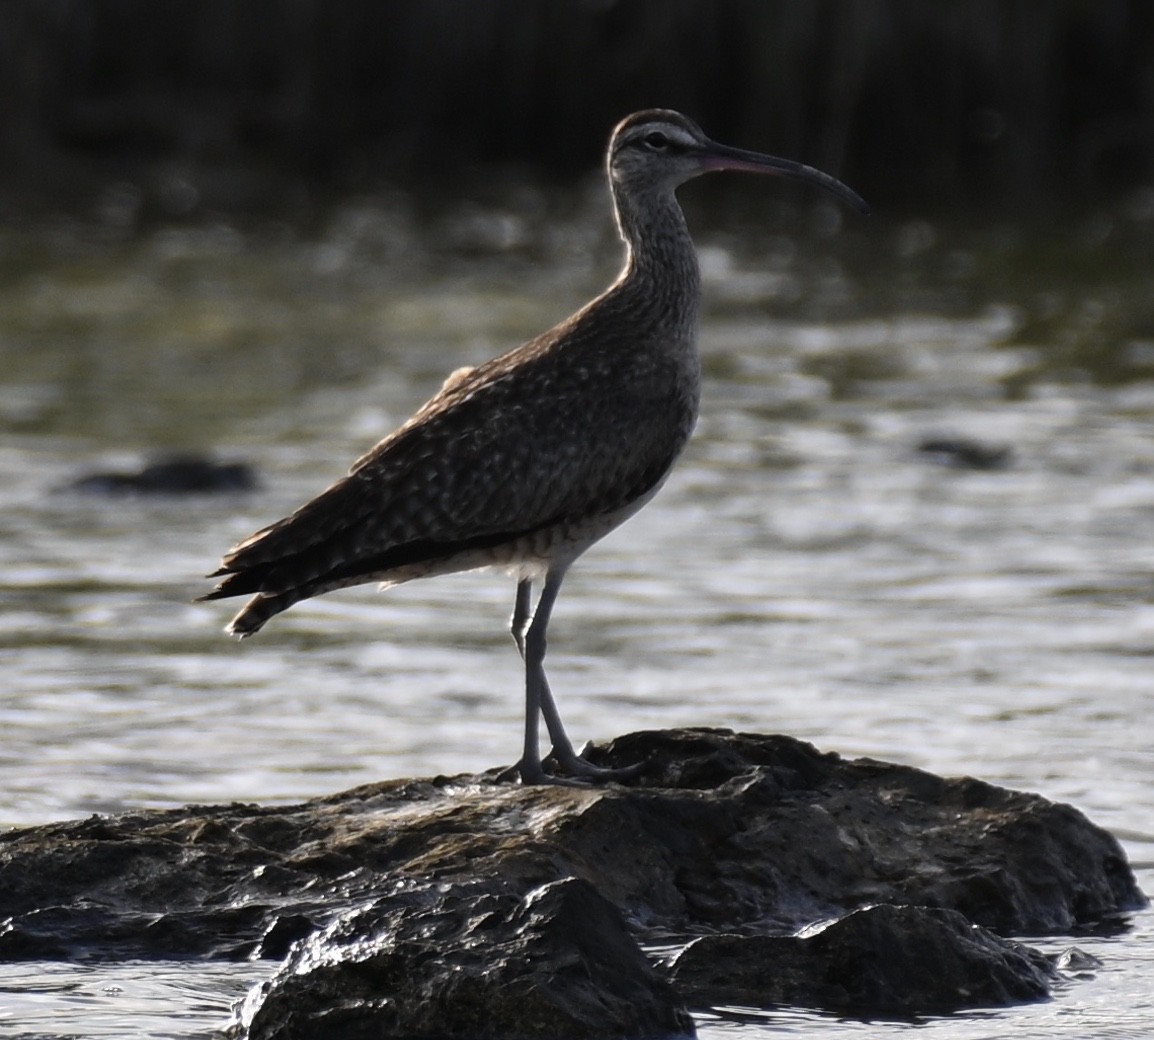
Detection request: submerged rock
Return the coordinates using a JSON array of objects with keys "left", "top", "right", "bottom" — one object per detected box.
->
[
  {"left": 0, "top": 729, "right": 1145, "bottom": 1034},
  {"left": 667, "top": 903, "right": 1057, "bottom": 1014},
  {"left": 59, "top": 453, "right": 258, "bottom": 495},
  {"left": 916, "top": 435, "right": 1012, "bottom": 470}
]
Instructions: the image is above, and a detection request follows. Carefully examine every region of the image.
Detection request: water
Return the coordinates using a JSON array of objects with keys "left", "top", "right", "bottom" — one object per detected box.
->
[
  {"left": 0, "top": 191, "right": 1151, "bottom": 1037},
  {"left": 0, "top": 961, "right": 264, "bottom": 1039}
]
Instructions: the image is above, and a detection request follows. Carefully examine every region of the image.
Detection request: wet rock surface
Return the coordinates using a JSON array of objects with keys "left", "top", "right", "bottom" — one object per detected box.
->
[
  {"left": 233, "top": 875, "right": 694, "bottom": 1040},
  {"left": 0, "top": 729, "right": 1145, "bottom": 1036},
  {"left": 667, "top": 903, "right": 1058, "bottom": 1014}
]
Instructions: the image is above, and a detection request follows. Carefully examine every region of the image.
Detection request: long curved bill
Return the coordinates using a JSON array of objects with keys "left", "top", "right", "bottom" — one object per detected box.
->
[{"left": 699, "top": 140, "right": 870, "bottom": 215}]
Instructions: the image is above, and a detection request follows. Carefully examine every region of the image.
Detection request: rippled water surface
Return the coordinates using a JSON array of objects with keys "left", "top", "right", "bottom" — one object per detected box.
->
[{"left": 0, "top": 191, "right": 1151, "bottom": 1037}]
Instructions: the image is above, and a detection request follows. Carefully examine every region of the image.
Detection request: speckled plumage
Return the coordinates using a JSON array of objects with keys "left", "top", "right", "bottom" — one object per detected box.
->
[{"left": 202, "top": 109, "right": 867, "bottom": 782}]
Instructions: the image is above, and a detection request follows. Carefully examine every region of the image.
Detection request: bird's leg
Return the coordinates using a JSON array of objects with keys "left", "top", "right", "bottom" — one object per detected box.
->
[
  {"left": 510, "top": 578, "right": 533, "bottom": 659},
  {"left": 509, "top": 574, "right": 644, "bottom": 784},
  {"left": 512, "top": 571, "right": 565, "bottom": 783},
  {"left": 509, "top": 578, "right": 545, "bottom": 782},
  {"left": 515, "top": 582, "right": 578, "bottom": 758},
  {"left": 510, "top": 574, "right": 589, "bottom": 776}
]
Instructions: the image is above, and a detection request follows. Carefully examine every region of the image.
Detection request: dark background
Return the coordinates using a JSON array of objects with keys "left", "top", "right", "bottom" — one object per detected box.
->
[{"left": 1, "top": 0, "right": 1152, "bottom": 220}]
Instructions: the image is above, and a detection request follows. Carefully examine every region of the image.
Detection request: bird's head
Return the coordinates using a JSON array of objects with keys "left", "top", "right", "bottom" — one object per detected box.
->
[{"left": 607, "top": 109, "right": 868, "bottom": 214}]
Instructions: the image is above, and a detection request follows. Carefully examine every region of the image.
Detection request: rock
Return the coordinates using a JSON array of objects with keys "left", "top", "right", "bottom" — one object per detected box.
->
[
  {"left": 666, "top": 904, "right": 1056, "bottom": 1014},
  {"left": 578, "top": 730, "right": 1143, "bottom": 936},
  {"left": 0, "top": 729, "right": 1145, "bottom": 1031},
  {"left": 59, "top": 453, "right": 258, "bottom": 495},
  {"left": 1052, "top": 946, "right": 1104, "bottom": 973},
  {"left": 916, "top": 436, "right": 1012, "bottom": 470},
  {"left": 230, "top": 876, "right": 695, "bottom": 1040}
]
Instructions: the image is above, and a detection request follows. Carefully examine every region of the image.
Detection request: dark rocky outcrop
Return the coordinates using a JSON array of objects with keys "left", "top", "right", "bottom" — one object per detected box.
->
[
  {"left": 0, "top": 729, "right": 1145, "bottom": 1037},
  {"left": 233, "top": 876, "right": 694, "bottom": 1040}
]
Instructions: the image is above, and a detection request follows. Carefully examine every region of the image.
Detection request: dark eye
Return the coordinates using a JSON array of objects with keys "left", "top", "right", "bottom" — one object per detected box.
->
[{"left": 644, "top": 131, "right": 670, "bottom": 151}]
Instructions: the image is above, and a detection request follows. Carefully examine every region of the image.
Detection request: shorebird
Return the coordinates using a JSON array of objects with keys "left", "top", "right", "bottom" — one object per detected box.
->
[{"left": 201, "top": 109, "right": 867, "bottom": 784}]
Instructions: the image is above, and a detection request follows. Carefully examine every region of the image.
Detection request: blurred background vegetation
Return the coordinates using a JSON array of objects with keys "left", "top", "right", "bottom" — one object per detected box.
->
[{"left": 1, "top": 0, "right": 1152, "bottom": 223}]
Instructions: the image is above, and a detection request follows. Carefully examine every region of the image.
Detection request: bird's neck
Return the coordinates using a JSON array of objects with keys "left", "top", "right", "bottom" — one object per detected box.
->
[{"left": 610, "top": 185, "right": 701, "bottom": 334}]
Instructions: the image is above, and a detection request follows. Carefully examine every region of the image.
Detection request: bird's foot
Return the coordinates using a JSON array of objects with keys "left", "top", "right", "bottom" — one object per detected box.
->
[
  {"left": 501, "top": 760, "right": 588, "bottom": 787},
  {"left": 496, "top": 746, "right": 646, "bottom": 786},
  {"left": 548, "top": 743, "right": 647, "bottom": 781}
]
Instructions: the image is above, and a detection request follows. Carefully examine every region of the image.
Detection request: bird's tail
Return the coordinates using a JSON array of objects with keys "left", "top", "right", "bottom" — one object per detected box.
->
[
  {"left": 199, "top": 566, "right": 311, "bottom": 638},
  {"left": 222, "top": 589, "right": 307, "bottom": 638}
]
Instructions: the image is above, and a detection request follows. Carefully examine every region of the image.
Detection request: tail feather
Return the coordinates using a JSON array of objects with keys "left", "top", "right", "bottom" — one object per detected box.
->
[
  {"left": 199, "top": 564, "right": 279, "bottom": 602},
  {"left": 226, "top": 589, "right": 308, "bottom": 638},
  {"left": 200, "top": 549, "right": 352, "bottom": 636}
]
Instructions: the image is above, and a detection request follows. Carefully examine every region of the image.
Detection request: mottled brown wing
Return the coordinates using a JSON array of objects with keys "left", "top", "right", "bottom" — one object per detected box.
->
[{"left": 203, "top": 329, "right": 691, "bottom": 602}]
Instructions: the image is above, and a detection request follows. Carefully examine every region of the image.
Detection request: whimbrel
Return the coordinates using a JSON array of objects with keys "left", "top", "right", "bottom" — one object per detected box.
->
[{"left": 201, "top": 110, "right": 868, "bottom": 784}]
